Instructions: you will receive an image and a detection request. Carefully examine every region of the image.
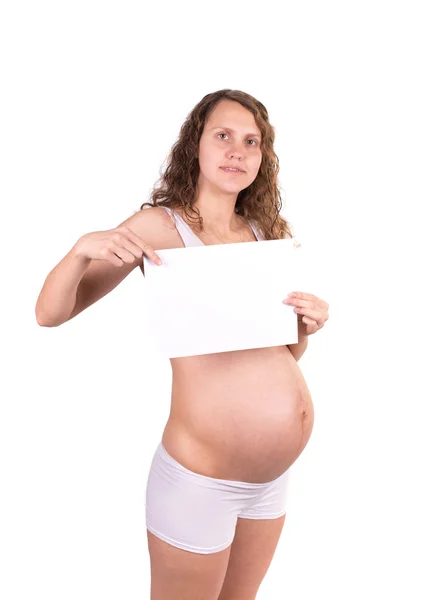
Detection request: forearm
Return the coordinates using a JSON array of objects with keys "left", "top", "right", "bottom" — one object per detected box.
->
[
  {"left": 287, "top": 330, "right": 308, "bottom": 362},
  {"left": 35, "top": 243, "right": 91, "bottom": 327}
]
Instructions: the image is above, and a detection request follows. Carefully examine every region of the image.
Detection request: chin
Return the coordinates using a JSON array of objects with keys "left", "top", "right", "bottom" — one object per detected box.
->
[{"left": 220, "top": 184, "right": 246, "bottom": 194}]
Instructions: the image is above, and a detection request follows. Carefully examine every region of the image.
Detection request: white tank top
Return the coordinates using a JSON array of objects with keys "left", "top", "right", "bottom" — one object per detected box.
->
[{"left": 160, "top": 206, "right": 265, "bottom": 247}]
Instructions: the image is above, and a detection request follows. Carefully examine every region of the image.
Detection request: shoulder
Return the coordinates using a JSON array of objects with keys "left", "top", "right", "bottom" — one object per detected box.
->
[
  {"left": 121, "top": 206, "right": 183, "bottom": 276},
  {"left": 120, "top": 206, "right": 177, "bottom": 250}
]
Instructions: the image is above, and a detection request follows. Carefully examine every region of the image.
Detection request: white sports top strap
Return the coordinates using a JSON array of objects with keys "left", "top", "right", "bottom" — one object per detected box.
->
[
  {"left": 161, "top": 206, "right": 204, "bottom": 247},
  {"left": 161, "top": 205, "right": 264, "bottom": 246}
]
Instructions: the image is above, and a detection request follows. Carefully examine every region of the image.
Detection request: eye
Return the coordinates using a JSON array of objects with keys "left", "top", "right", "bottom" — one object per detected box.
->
[{"left": 217, "top": 133, "right": 258, "bottom": 146}]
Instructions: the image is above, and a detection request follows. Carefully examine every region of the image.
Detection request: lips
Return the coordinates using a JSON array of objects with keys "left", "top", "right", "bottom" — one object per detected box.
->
[{"left": 220, "top": 166, "right": 245, "bottom": 173}]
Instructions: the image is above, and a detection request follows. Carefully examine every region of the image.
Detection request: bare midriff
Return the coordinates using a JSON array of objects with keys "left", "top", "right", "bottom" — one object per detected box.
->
[
  {"left": 151, "top": 206, "right": 315, "bottom": 484},
  {"left": 161, "top": 344, "right": 315, "bottom": 484}
]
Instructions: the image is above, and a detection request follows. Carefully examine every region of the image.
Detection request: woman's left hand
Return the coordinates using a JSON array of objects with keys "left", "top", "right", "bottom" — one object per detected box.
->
[{"left": 283, "top": 292, "right": 329, "bottom": 336}]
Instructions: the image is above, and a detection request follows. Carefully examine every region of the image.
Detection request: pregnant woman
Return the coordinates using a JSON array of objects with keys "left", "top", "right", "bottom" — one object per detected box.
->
[{"left": 36, "top": 89, "right": 329, "bottom": 600}]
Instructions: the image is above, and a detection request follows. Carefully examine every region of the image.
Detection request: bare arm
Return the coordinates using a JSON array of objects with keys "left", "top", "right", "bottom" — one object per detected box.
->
[
  {"left": 35, "top": 246, "right": 94, "bottom": 326},
  {"left": 35, "top": 208, "right": 164, "bottom": 327},
  {"left": 287, "top": 322, "right": 309, "bottom": 361}
]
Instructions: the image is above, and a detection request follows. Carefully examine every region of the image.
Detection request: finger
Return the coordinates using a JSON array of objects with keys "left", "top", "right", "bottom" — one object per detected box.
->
[
  {"left": 143, "top": 246, "right": 163, "bottom": 266},
  {"left": 116, "top": 227, "right": 148, "bottom": 254},
  {"left": 100, "top": 246, "right": 124, "bottom": 267},
  {"left": 288, "top": 297, "right": 321, "bottom": 311},
  {"left": 289, "top": 292, "right": 318, "bottom": 302},
  {"left": 109, "top": 242, "right": 137, "bottom": 264},
  {"left": 112, "top": 233, "right": 144, "bottom": 259},
  {"left": 294, "top": 306, "right": 322, "bottom": 323},
  {"left": 117, "top": 226, "right": 162, "bottom": 265},
  {"left": 291, "top": 292, "right": 327, "bottom": 309},
  {"left": 302, "top": 316, "right": 318, "bottom": 332}
]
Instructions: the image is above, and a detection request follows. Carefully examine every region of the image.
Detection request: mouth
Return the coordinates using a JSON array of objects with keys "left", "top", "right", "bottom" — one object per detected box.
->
[{"left": 220, "top": 167, "right": 246, "bottom": 174}]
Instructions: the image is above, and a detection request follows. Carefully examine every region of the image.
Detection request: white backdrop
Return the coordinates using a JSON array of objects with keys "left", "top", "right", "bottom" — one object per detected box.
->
[{"left": 2, "top": 1, "right": 434, "bottom": 598}]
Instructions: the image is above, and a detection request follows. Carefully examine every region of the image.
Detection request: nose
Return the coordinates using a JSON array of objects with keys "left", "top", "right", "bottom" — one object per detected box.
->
[
  {"left": 226, "top": 139, "right": 245, "bottom": 159},
  {"left": 227, "top": 145, "right": 244, "bottom": 160}
]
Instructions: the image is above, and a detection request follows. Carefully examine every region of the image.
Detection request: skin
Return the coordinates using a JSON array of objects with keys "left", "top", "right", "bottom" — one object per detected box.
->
[
  {"left": 192, "top": 99, "right": 263, "bottom": 238},
  {"left": 36, "top": 98, "right": 329, "bottom": 599},
  {"left": 147, "top": 100, "right": 329, "bottom": 600},
  {"left": 158, "top": 99, "right": 317, "bottom": 484}
]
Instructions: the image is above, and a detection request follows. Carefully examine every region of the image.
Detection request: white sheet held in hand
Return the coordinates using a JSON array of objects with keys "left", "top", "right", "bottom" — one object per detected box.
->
[{"left": 143, "top": 238, "right": 302, "bottom": 359}]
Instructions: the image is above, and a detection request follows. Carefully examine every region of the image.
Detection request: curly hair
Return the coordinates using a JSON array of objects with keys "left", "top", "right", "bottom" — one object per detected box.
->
[{"left": 140, "top": 89, "right": 297, "bottom": 241}]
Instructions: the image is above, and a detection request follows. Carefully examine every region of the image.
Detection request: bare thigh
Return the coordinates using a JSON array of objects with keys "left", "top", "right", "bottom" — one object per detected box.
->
[
  {"left": 147, "top": 529, "right": 232, "bottom": 600},
  {"left": 217, "top": 514, "right": 286, "bottom": 600}
]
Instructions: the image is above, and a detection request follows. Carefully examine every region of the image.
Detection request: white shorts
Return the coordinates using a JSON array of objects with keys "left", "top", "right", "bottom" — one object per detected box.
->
[{"left": 145, "top": 441, "right": 291, "bottom": 554}]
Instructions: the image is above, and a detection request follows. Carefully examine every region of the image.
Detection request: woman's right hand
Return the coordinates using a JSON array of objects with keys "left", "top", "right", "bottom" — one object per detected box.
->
[{"left": 75, "top": 226, "right": 162, "bottom": 267}]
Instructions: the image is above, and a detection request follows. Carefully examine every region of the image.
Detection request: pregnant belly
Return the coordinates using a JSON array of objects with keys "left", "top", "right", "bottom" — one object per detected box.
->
[{"left": 163, "top": 346, "right": 315, "bottom": 483}]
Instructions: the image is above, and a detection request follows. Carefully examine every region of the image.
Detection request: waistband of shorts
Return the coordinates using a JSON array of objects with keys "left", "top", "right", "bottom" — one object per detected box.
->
[{"left": 156, "top": 440, "right": 287, "bottom": 488}]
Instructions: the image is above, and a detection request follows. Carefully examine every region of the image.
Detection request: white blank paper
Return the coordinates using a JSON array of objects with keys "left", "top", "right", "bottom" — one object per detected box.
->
[{"left": 143, "top": 239, "right": 301, "bottom": 358}]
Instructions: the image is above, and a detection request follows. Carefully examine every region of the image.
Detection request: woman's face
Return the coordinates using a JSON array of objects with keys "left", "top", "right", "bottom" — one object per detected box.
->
[{"left": 197, "top": 100, "right": 263, "bottom": 194}]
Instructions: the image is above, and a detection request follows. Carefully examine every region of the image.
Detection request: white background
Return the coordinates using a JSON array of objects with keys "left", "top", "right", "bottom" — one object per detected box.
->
[{"left": 1, "top": 1, "right": 434, "bottom": 598}]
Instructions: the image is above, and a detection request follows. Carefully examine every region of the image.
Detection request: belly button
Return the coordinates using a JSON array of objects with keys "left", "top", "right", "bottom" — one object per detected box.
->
[{"left": 299, "top": 403, "right": 309, "bottom": 418}]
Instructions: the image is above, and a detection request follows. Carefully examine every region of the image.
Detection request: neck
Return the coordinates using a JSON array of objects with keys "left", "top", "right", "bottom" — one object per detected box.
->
[{"left": 192, "top": 179, "right": 241, "bottom": 235}]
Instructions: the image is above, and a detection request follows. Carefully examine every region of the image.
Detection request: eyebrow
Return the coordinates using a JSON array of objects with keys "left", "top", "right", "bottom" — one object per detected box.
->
[{"left": 209, "top": 126, "right": 261, "bottom": 140}]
